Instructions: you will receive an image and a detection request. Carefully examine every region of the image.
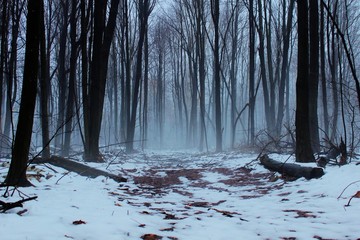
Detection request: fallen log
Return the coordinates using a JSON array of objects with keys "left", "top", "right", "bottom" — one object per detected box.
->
[
  {"left": 32, "top": 156, "right": 127, "bottom": 182},
  {"left": 260, "top": 155, "right": 324, "bottom": 180}
]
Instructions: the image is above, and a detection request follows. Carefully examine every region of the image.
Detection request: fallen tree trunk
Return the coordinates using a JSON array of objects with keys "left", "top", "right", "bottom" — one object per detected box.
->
[
  {"left": 32, "top": 156, "right": 127, "bottom": 182},
  {"left": 260, "top": 155, "right": 324, "bottom": 180}
]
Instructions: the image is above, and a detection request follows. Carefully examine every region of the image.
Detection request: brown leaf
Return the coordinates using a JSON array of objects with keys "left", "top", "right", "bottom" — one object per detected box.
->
[
  {"left": 353, "top": 191, "right": 360, "bottom": 198},
  {"left": 17, "top": 209, "right": 28, "bottom": 216},
  {"left": 212, "top": 208, "right": 236, "bottom": 218},
  {"left": 164, "top": 213, "right": 177, "bottom": 220},
  {"left": 72, "top": 220, "right": 86, "bottom": 225},
  {"left": 160, "top": 226, "right": 175, "bottom": 232},
  {"left": 141, "top": 234, "right": 163, "bottom": 240},
  {"left": 167, "top": 237, "right": 179, "bottom": 240}
]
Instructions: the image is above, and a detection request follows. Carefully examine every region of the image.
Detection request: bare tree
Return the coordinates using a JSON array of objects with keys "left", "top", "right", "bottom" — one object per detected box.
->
[
  {"left": 295, "top": 0, "right": 315, "bottom": 163},
  {"left": 84, "top": 0, "right": 120, "bottom": 161},
  {"left": 4, "top": 0, "right": 43, "bottom": 186},
  {"left": 211, "top": 0, "right": 222, "bottom": 152},
  {"left": 309, "top": 0, "right": 320, "bottom": 152},
  {"left": 126, "top": 0, "right": 155, "bottom": 153}
]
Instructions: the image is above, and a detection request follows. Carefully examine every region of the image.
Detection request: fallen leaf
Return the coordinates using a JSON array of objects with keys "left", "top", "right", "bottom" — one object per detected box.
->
[
  {"left": 160, "top": 226, "right": 175, "bottom": 232},
  {"left": 212, "top": 208, "right": 236, "bottom": 218},
  {"left": 353, "top": 191, "right": 360, "bottom": 198},
  {"left": 17, "top": 209, "right": 28, "bottom": 216},
  {"left": 141, "top": 233, "right": 163, "bottom": 240},
  {"left": 72, "top": 220, "right": 86, "bottom": 225},
  {"left": 167, "top": 237, "right": 179, "bottom": 240},
  {"left": 164, "top": 213, "right": 177, "bottom": 220}
]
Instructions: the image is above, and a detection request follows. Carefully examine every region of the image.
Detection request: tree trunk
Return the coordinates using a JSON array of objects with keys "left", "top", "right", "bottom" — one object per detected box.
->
[
  {"left": 276, "top": 0, "right": 295, "bottom": 137},
  {"left": 260, "top": 155, "right": 324, "bottom": 180},
  {"left": 4, "top": 0, "right": 23, "bottom": 138},
  {"left": 320, "top": 0, "right": 329, "bottom": 138},
  {"left": 39, "top": 0, "right": 50, "bottom": 158},
  {"left": 4, "top": 0, "right": 42, "bottom": 187},
  {"left": 211, "top": 0, "right": 222, "bottom": 152},
  {"left": 55, "top": 0, "right": 69, "bottom": 150},
  {"left": 309, "top": 0, "right": 320, "bottom": 153},
  {"left": 63, "top": 0, "right": 78, "bottom": 157},
  {"left": 295, "top": 0, "right": 315, "bottom": 163},
  {"left": 85, "top": 0, "right": 120, "bottom": 161},
  {"left": 0, "top": 0, "right": 8, "bottom": 134},
  {"left": 248, "top": 0, "right": 256, "bottom": 145},
  {"left": 126, "top": 0, "right": 153, "bottom": 153}
]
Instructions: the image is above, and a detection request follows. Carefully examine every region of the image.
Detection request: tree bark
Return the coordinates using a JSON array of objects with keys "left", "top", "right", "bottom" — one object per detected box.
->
[
  {"left": 39, "top": 0, "right": 50, "bottom": 158},
  {"left": 248, "top": 0, "right": 256, "bottom": 145},
  {"left": 211, "top": 0, "right": 222, "bottom": 152},
  {"left": 295, "top": 0, "right": 315, "bottom": 163},
  {"left": 4, "top": 0, "right": 42, "bottom": 187},
  {"left": 260, "top": 155, "right": 324, "bottom": 180},
  {"left": 309, "top": 0, "right": 320, "bottom": 152},
  {"left": 126, "top": 0, "right": 153, "bottom": 153},
  {"left": 33, "top": 156, "right": 127, "bottom": 182},
  {"left": 63, "top": 0, "right": 78, "bottom": 157},
  {"left": 85, "top": 0, "right": 120, "bottom": 161}
]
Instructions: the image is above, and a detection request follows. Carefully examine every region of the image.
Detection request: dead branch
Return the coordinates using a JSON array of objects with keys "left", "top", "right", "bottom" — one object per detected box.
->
[{"left": 0, "top": 196, "right": 37, "bottom": 213}]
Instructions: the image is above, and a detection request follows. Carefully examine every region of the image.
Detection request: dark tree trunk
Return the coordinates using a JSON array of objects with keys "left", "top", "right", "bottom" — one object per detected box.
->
[
  {"left": 0, "top": 0, "right": 8, "bottom": 134},
  {"left": 4, "top": 0, "right": 23, "bottom": 138},
  {"left": 248, "top": 0, "right": 255, "bottom": 145},
  {"left": 142, "top": 28, "right": 149, "bottom": 149},
  {"left": 309, "top": 0, "right": 320, "bottom": 152},
  {"left": 63, "top": 0, "right": 78, "bottom": 157},
  {"left": 320, "top": 0, "right": 329, "bottom": 138},
  {"left": 211, "top": 0, "right": 222, "bottom": 152},
  {"left": 4, "top": 0, "right": 42, "bottom": 187},
  {"left": 39, "top": 0, "right": 50, "bottom": 158},
  {"left": 276, "top": 0, "right": 295, "bottom": 136},
  {"left": 85, "top": 0, "right": 120, "bottom": 161},
  {"left": 126, "top": 0, "right": 153, "bottom": 153},
  {"left": 295, "top": 0, "right": 315, "bottom": 163},
  {"left": 197, "top": 0, "right": 207, "bottom": 151},
  {"left": 80, "top": 0, "right": 91, "bottom": 156},
  {"left": 257, "top": 0, "right": 273, "bottom": 135},
  {"left": 260, "top": 155, "right": 324, "bottom": 180},
  {"left": 55, "top": 0, "right": 69, "bottom": 150}
]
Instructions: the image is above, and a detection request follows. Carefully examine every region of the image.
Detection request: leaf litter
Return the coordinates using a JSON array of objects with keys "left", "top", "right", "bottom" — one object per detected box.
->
[{"left": 1, "top": 150, "right": 360, "bottom": 239}]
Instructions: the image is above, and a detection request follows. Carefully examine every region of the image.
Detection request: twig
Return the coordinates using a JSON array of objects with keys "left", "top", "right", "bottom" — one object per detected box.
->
[
  {"left": 0, "top": 196, "right": 38, "bottom": 213},
  {"left": 337, "top": 180, "right": 360, "bottom": 199}
]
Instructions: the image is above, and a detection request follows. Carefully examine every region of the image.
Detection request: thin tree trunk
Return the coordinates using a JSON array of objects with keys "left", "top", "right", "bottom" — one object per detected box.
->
[
  {"left": 126, "top": 0, "right": 153, "bottom": 153},
  {"left": 211, "top": 0, "right": 222, "bottom": 152},
  {"left": 63, "top": 0, "right": 78, "bottom": 157},
  {"left": 39, "top": 0, "right": 50, "bottom": 158},
  {"left": 320, "top": 0, "right": 329, "bottom": 138},
  {"left": 309, "top": 0, "right": 320, "bottom": 152},
  {"left": 55, "top": 0, "right": 69, "bottom": 150},
  {"left": 276, "top": 0, "right": 295, "bottom": 137},
  {"left": 248, "top": 0, "right": 255, "bottom": 145}
]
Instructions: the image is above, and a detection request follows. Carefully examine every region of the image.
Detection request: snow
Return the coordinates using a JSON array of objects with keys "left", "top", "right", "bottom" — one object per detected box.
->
[{"left": 1, "top": 151, "right": 360, "bottom": 240}]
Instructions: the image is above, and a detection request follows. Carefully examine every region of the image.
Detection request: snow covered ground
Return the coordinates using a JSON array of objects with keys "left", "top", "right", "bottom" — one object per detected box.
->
[{"left": 1, "top": 150, "right": 360, "bottom": 240}]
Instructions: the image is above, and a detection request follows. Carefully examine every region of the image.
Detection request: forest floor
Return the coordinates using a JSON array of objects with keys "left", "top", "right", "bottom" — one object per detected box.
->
[{"left": 0, "top": 150, "right": 360, "bottom": 240}]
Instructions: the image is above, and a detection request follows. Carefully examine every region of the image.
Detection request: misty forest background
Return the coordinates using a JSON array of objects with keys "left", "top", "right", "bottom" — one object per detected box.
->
[{"left": 1, "top": 0, "right": 360, "bottom": 185}]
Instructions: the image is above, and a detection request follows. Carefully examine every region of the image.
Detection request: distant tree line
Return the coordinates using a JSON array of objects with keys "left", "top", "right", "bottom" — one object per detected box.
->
[{"left": 0, "top": 0, "right": 359, "bottom": 186}]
